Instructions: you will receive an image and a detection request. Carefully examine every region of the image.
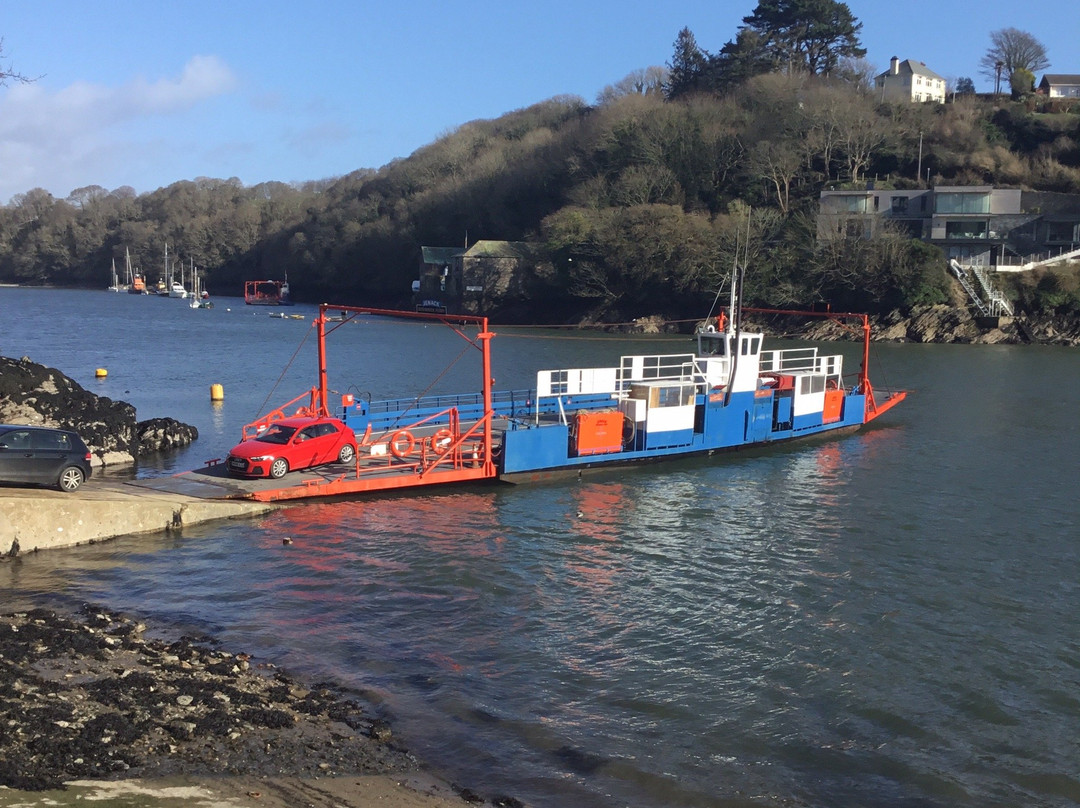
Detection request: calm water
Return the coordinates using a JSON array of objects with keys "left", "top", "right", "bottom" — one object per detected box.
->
[{"left": 2, "top": 287, "right": 1079, "bottom": 807}]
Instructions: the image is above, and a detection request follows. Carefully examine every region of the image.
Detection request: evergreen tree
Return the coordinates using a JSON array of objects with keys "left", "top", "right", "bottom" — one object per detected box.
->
[
  {"left": 665, "top": 27, "right": 709, "bottom": 99},
  {"left": 738, "top": 0, "right": 865, "bottom": 76},
  {"left": 706, "top": 28, "right": 775, "bottom": 93}
]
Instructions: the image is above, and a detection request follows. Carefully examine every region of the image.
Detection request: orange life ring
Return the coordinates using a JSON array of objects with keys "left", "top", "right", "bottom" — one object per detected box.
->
[
  {"left": 390, "top": 430, "right": 415, "bottom": 459},
  {"left": 429, "top": 428, "right": 454, "bottom": 453}
]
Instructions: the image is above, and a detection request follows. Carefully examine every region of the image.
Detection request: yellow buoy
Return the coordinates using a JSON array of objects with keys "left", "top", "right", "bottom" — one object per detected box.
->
[
  {"left": 210, "top": 383, "right": 224, "bottom": 401},
  {"left": 95, "top": 368, "right": 107, "bottom": 378}
]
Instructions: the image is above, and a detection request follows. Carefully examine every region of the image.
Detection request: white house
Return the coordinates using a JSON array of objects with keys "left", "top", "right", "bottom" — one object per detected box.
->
[
  {"left": 1038, "top": 74, "right": 1080, "bottom": 99},
  {"left": 875, "top": 57, "right": 946, "bottom": 104}
]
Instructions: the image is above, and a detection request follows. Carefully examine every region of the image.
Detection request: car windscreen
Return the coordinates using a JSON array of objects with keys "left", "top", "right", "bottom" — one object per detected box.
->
[{"left": 255, "top": 425, "right": 297, "bottom": 445}]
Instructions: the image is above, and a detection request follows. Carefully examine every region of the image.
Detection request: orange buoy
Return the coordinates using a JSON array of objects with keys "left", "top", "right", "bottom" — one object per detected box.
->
[
  {"left": 95, "top": 368, "right": 107, "bottom": 378},
  {"left": 210, "top": 383, "right": 224, "bottom": 401}
]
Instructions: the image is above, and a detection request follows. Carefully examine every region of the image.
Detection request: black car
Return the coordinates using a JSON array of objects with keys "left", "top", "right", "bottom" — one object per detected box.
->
[{"left": 0, "top": 424, "right": 93, "bottom": 492}]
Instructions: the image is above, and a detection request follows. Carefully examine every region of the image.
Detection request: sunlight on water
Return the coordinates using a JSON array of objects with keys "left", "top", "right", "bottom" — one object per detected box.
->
[{"left": 3, "top": 289, "right": 1080, "bottom": 807}]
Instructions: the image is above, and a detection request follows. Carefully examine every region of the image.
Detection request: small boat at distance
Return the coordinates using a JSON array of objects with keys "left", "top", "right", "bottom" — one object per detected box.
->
[{"left": 245, "top": 278, "right": 292, "bottom": 306}]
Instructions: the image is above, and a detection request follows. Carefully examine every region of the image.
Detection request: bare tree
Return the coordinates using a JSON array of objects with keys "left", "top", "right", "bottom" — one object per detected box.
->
[
  {"left": 833, "top": 57, "right": 878, "bottom": 93},
  {"left": 1, "top": 38, "right": 33, "bottom": 85},
  {"left": 596, "top": 67, "right": 669, "bottom": 105},
  {"left": 833, "top": 95, "right": 891, "bottom": 184},
  {"left": 978, "top": 28, "right": 1049, "bottom": 89},
  {"left": 749, "top": 139, "right": 801, "bottom": 213}
]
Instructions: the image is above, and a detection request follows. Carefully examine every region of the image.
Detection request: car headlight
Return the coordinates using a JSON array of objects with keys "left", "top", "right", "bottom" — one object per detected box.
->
[{"left": 248, "top": 455, "right": 275, "bottom": 462}]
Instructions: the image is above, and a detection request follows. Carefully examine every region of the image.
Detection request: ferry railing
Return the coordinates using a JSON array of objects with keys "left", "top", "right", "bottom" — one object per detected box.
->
[
  {"left": 242, "top": 387, "right": 321, "bottom": 440},
  {"left": 759, "top": 347, "right": 820, "bottom": 373},
  {"left": 350, "top": 406, "right": 491, "bottom": 477},
  {"left": 357, "top": 389, "right": 535, "bottom": 433}
]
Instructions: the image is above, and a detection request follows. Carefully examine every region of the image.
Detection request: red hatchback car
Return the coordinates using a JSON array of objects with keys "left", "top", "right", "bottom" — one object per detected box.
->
[{"left": 226, "top": 416, "right": 357, "bottom": 479}]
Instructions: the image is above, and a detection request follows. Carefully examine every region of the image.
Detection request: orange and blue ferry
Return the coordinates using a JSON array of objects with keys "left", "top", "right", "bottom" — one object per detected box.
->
[{"left": 216, "top": 289, "right": 905, "bottom": 502}]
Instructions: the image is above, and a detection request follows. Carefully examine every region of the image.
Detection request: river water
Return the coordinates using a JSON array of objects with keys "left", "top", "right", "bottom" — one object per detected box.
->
[{"left": 2, "top": 287, "right": 1078, "bottom": 807}]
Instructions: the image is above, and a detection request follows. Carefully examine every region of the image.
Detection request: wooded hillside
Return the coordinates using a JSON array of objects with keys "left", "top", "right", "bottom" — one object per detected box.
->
[{"left": 3, "top": 54, "right": 1079, "bottom": 323}]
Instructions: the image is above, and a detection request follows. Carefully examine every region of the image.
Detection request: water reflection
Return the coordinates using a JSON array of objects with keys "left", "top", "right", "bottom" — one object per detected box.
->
[{"left": 4, "top": 289, "right": 1080, "bottom": 807}]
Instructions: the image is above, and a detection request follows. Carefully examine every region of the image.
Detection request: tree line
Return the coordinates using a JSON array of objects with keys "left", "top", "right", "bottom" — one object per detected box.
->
[{"left": 2, "top": 2, "right": 1078, "bottom": 322}]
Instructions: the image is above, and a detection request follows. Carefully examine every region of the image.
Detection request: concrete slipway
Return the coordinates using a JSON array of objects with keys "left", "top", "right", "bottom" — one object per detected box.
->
[{"left": 0, "top": 477, "right": 275, "bottom": 556}]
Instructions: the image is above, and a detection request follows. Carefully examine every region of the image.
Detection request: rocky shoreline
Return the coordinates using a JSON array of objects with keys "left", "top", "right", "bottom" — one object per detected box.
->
[
  {"left": 621, "top": 305, "right": 1080, "bottom": 345},
  {"left": 0, "top": 355, "right": 198, "bottom": 469},
  {"left": 0, "top": 605, "right": 519, "bottom": 806}
]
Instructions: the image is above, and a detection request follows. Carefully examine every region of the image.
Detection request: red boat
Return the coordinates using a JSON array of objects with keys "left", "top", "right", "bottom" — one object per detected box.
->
[{"left": 244, "top": 279, "right": 292, "bottom": 306}]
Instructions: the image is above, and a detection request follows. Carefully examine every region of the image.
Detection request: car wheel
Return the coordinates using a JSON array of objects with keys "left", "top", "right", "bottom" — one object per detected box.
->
[
  {"left": 338, "top": 444, "right": 355, "bottom": 463},
  {"left": 58, "top": 466, "right": 85, "bottom": 492},
  {"left": 269, "top": 458, "right": 289, "bottom": 479}
]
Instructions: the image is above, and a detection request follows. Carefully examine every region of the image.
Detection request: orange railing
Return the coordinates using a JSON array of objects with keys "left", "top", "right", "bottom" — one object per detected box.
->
[{"left": 241, "top": 387, "right": 322, "bottom": 440}]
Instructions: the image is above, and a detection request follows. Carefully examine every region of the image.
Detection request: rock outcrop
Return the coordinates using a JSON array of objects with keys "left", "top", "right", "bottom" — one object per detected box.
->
[
  {"left": 0, "top": 607, "right": 417, "bottom": 791},
  {"left": 0, "top": 356, "right": 197, "bottom": 467}
]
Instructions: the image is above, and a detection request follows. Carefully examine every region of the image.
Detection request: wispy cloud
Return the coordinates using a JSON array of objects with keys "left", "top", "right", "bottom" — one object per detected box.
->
[{"left": 0, "top": 56, "right": 238, "bottom": 201}]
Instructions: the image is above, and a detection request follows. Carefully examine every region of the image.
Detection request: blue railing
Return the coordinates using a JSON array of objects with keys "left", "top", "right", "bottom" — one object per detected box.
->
[{"left": 345, "top": 388, "right": 619, "bottom": 433}]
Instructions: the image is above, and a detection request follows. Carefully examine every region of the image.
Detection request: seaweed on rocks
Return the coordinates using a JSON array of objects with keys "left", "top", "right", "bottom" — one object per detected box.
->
[{"left": 0, "top": 606, "right": 420, "bottom": 791}]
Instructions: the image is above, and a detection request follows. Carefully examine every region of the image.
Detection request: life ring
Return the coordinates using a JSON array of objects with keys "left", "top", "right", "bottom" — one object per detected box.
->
[
  {"left": 390, "top": 430, "right": 415, "bottom": 459},
  {"left": 429, "top": 428, "right": 454, "bottom": 453}
]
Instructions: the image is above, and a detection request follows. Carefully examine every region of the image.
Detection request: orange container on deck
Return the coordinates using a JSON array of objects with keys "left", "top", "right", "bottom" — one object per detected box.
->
[
  {"left": 823, "top": 389, "right": 845, "bottom": 424},
  {"left": 573, "top": 411, "right": 624, "bottom": 456}
]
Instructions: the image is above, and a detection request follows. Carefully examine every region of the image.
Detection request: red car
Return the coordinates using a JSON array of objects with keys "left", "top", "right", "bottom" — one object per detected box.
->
[{"left": 226, "top": 416, "right": 356, "bottom": 479}]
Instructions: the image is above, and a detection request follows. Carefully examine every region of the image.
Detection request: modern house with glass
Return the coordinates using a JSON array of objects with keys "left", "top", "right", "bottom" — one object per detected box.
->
[{"left": 817, "top": 185, "right": 1080, "bottom": 267}]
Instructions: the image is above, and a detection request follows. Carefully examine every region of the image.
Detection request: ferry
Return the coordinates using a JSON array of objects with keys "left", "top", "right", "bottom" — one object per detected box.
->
[
  {"left": 244, "top": 279, "right": 293, "bottom": 306},
  {"left": 192, "top": 288, "right": 905, "bottom": 502}
]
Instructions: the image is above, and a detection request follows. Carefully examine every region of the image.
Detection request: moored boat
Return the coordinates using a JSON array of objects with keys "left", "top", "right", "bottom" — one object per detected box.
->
[
  {"left": 245, "top": 278, "right": 292, "bottom": 306},
  {"left": 213, "top": 286, "right": 906, "bottom": 502}
]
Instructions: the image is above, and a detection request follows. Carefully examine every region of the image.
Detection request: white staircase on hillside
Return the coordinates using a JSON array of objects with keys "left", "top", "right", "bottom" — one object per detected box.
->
[
  {"left": 949, "top": 260, "right": 1013, "bottom": 317},
  {"left": 995, "top": 246, "right": 1080, "bottom": 272}
]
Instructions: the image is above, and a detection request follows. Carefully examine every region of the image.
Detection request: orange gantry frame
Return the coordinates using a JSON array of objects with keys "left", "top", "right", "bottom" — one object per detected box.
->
[
  {"left": 242, "top": 304, "right": 500, "bottom": 502},
  {"left": 742, "top": 307, "right": 906, "bottom": 423}
]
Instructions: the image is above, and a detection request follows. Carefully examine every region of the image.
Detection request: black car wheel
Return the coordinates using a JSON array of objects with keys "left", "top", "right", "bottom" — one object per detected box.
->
[
  {"left": 57, "top": 466, "right": 85, "bottom": 492},
  {"left": 338, "top": 444, "right": 355, "bottom": 463},
  {"left": 269, "top": 458, "right": 289, "bottom": 479}
]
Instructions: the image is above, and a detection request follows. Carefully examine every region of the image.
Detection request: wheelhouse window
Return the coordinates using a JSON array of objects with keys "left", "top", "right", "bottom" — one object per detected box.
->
[{"left": 697, "top": 332, "right": 726, "bottom": 356}]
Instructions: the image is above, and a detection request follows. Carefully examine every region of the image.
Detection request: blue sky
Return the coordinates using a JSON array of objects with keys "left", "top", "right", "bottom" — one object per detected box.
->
[{"left": 1, "top": 0, "right": 1076, "bottom": 203}]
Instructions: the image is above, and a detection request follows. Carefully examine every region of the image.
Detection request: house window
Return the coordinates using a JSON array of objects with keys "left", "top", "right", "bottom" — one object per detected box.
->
[
  {"left": 936, "top": 192, "right": 990, "bottom": 214},
  {"left": 945, "top": 220, "right": 988, "bottom": 239},
  {"left": 891, "top": 196, "right": 909, "bottom": 214},
  {"left": 844, "top": 219, "right": 871, "bottom": 238},
  {"left": 835, "top": 196, "right": 870, "bottom": 213},
  {"left": 1046, "top": 221, "right": 1080, "bottom": 242}
]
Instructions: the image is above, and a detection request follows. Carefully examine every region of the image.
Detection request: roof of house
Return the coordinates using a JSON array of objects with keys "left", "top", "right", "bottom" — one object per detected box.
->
[
  {"left": 1040, "top": 74, "right": 1080, "bottom": 86},
  {"left": 463, "top": 240, "right": 534, "bottom": 259},
  {"left": 421, "top": 246, "right": 462, "bottom": 265},
  {"left": 877, "top": 58, "right": 945, "bottom": 82}
]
